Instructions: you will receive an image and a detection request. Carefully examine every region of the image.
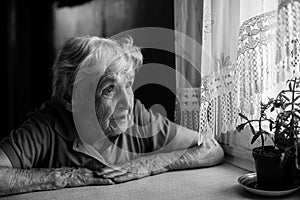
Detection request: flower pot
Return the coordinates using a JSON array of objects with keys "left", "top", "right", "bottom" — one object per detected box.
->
[
  {"left": 296, "top": 142, "right": 300, "bottom": 185},
  {"left": 252, "top": 146, "right": 296, "bottom": 190}
]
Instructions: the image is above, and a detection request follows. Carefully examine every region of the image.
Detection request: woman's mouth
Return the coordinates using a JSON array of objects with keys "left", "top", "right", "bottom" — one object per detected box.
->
[{"left": 113, "top": 115, "right": 128, "bottom": 121}]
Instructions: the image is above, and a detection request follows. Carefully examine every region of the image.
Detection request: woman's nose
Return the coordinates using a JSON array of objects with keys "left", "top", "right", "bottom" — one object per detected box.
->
[{"left": 118, "top": 88, "right": 132, "bottom": 110}]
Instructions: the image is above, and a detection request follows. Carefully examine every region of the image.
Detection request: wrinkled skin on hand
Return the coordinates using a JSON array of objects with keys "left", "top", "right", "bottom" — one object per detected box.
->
[
  {"left": 0, "top": 167, "right": 114, "bottom": 196},
  {"left": 97, "top": 158, "right": 169, "bottom": 183},
  {"left": 51, "top": 167, "right": 114, "bottom": 188},
  {"left": 167, "top": 137, "right": 224, "bottom": 170},
  {"left": 97, "top": 138, "right": 224, "bottom": 183}
]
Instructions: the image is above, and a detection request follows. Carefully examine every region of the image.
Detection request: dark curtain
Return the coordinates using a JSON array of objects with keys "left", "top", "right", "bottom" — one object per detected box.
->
[{"left": 3, "top": 0, "right": 54, "bottom": 140}]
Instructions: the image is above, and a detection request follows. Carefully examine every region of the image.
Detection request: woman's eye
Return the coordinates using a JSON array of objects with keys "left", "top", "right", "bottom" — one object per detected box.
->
[{"left": 102, "top": 85, "right": 115, "bottom": 96}]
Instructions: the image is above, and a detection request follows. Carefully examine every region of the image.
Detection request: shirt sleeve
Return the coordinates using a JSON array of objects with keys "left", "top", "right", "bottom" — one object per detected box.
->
[
  {"left": 0, "top": 111, "right": 51, "bottom": 168},
  {"left": 134, "top": 100, "right": 200, "bottom": 153}
]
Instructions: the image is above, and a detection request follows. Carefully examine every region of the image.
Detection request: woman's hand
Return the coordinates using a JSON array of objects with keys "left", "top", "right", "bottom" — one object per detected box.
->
[
  {"left": 52, "top": 167, "right": 115, "bottom": 188},
  {"left": 97, "top": 157, "right": 169, "bottom": 183},
  {"left": 97, "top": 137, "right": 224, "bottom": 184}
]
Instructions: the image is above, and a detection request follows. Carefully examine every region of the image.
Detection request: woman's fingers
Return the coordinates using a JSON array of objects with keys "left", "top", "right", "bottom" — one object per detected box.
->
[
  {"left": 102, "top": 170, "right": 127, "bottom": 178},
  {"left": 68, "top": 168, "right": 115, "bottom": 186},
  {"left": 113, "top": 170, "right": 151, "bottom": 183},
  {"left": 96, "top": 166, "right": 122, "bottom": 176},
  {"left": 113, "top": 173, "right": 137, "bottom": 183},
  {"left": 91, "top": 177, "right": 115, "bottom": 185}
]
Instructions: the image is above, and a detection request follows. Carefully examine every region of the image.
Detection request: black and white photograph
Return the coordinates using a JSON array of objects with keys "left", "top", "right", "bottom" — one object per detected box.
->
[{"left": 1, "top": 0, "right": 300, "bottom": 199}]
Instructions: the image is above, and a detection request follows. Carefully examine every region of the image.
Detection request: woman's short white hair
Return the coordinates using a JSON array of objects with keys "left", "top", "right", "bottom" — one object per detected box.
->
[{"left": 52, "top": 35, "right": 143, "bottom": 103}]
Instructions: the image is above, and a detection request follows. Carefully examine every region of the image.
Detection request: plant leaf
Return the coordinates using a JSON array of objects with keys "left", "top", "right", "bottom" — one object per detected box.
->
[
  {"left": 289, "top": 82, "right": 293, "bottom": 90},
  {"left": 251, "top": 131, "right": 261, "bottom": 144},
  {"left": 295, "top": 113, "right": 300, "bottom": 120},
  {"left": 264, "top": 131, "right": 272, "bottom": 137},
  {"left": 296, "top": 108, "right": 300, "bottom": 112},
  {"left": 286, "top": 102, "right": 292, "bottom": 107},
  {"left": 295, "top": 95, "right": 300, "bottom": 102},
  {"left": 249, "top": 123, "right": 256, "bottom": 136},
  {"left": 236, "top": 124, "right": 245, "bottom": 132},
  {"left": 280, "top": 94, "right": 290, "bottom": 101},
  {"left": 269, "top": 121, "right": 273, "bottom": 131},
  {"left": 238, "top": 113, "right": 249, "bottom": 121}
]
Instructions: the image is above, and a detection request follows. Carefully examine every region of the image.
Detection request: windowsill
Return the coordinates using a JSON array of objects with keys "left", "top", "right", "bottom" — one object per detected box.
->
[{"left": 222, "top": 144, "right": 255, "bottom": 172}]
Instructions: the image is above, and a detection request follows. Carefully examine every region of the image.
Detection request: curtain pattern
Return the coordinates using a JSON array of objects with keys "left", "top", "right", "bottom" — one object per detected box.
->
[
  {"left": 276, "top": 0, "right": 300, "bottom": 82},
  {"left": 236, "top": 10, "right": 277, "bottom": 120},
  {"left": 276, "top": 0, "right": 300, "bottom": 169},
  {"left": 174, "top": 0, "right": 240, "bottom": 138},
  {"left": 174, "top": 0, "right": 203, "bottom": 133},
  {"left": 174, "top": 0, "right": 290, "bottom": 170}
]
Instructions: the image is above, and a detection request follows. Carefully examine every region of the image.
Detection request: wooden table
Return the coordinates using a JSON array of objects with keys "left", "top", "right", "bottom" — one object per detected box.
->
[{"left": 1, "top": 163, "right": 299, "bottom": 200}]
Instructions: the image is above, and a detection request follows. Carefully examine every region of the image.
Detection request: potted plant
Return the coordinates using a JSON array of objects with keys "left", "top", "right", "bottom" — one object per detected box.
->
[{"left": 237, "top": 77, "right": 300, "bottom": 190}]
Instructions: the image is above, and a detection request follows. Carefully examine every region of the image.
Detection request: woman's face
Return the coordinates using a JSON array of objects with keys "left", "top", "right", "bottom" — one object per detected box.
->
[{"left": 95, "top": 65, "right": 135, "bottom": 138}]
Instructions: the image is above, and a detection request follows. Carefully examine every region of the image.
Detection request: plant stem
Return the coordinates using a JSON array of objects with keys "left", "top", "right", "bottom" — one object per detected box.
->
[
  {"left": 290, "top": 79, "right": 296, "bottom": 142},
  {"left": 259, "top": 115, "right": 264, "bottom": 153}
]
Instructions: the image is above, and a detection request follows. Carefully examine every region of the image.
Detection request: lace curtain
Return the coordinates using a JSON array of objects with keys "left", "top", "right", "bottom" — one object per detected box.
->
[
  {"left": 276, "top": 0, "right": 300, "bottom": 81},
  {"left": 174, "top": 0, "right": 240, "bottom": 138},
  {"left": 276, "top": 0, "right": 300, "bottom": 169},
  {"left": 237, "top": 0, "right": 300, "bottom": 120},
  {"left": 236, "top": 10, "right": 277, "bottom": 120},
  {"left": 174, "top": 0, "right": 300, "bottom": 170},
  {"left": 174, "top": 0, "right": 279, "bottom": 138}
]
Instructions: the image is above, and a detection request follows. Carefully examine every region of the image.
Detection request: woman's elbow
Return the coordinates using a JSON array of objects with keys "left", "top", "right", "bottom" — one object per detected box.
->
[{"left": 210, "top": 141, "right": 224, "bottom": 166}]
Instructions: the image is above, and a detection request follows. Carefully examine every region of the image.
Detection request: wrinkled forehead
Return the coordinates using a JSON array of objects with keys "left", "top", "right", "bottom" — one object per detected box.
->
[
  {"left": 105, "top": 53, "right": 135, "bottom": 74},
  {"left": 105, "top": 55, "right": 135, "bottom": 78},
  {"left": 97, "top": 56, "right": 135, "bottom": 88}
]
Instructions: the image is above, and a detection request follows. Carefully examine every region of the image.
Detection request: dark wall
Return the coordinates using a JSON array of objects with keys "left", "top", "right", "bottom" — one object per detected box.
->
[{"left": 3, "top": 0, "right": 175, "bottom": 140}]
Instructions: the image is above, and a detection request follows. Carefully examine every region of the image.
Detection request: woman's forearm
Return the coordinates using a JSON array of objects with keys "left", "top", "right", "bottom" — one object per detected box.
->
[
  {"left": 0, "top": 167, "right": 69, "bottom": 196},
  {"left": 115, "top": 138, "right": 224, "bottom": 175},
  {"left": 97, "top": 138, "right": 224, "bottom": 183},
  {"left": 166, "top": 138, "right": 224, "bottom": 171},
  {"left": 0, "top": 166, "right": 113, "bottom": 196}
]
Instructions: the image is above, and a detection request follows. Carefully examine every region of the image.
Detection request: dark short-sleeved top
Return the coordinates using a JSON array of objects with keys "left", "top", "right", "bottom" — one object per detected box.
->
[{"left": 0, "top": 97, "right": 197, "bottom": 170}]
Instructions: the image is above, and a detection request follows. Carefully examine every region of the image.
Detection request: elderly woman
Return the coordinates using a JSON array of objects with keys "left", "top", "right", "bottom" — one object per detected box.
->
[{"left": 0, "top": 36, "right": 224, "bottom": 195}]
